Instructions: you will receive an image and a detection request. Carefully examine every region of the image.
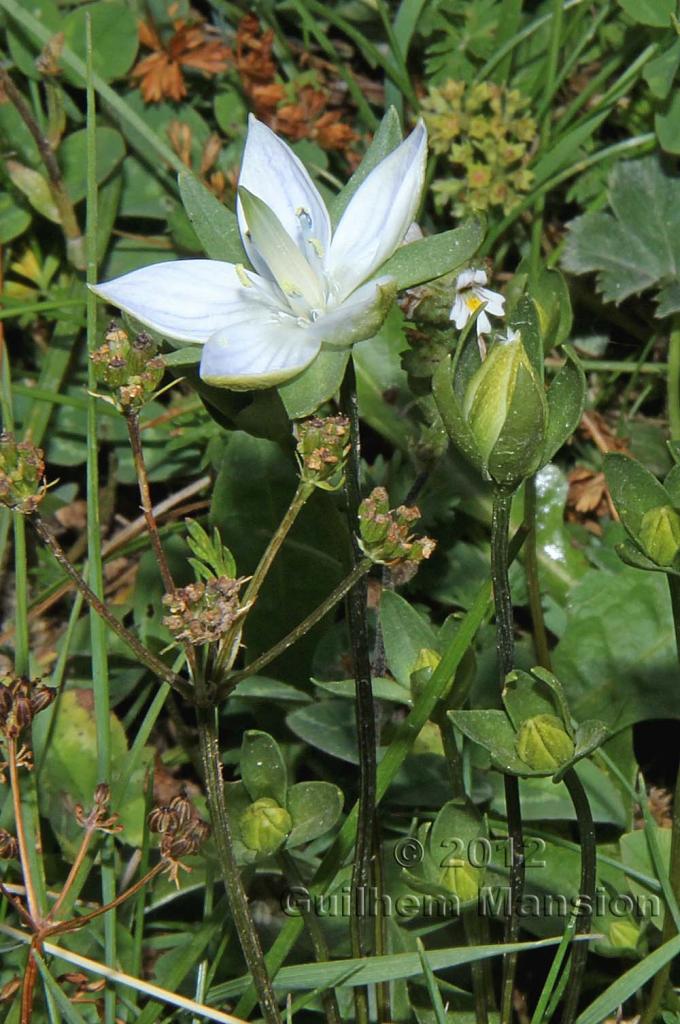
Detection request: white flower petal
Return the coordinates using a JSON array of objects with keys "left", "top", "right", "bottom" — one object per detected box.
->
[
  {"left": 449, "top": 294, "right": 470, "bottom": 329},
  {"left": 237, "top": 115, "right": 331, "bottom": 276},
  {"left": 307, "top": 276, "right": 397, "bottom": 350},
  {"left": 90, "top": 260, "right": 279, "bottom": 344},
  {"left": 456, "top": 268, "right": 487, "bottom": 290},
  {"left": 200, "top": 317, "right": 322, "bottom": 390},
  {"left": 327, "top": 121, "right": 427, "bottom": 302},
  {"left": 476, "top": 310, "right": 492, "bottom": 336},
  {"left": 477, "top": 286, "right": 505, "bottom": 318},
  {"left": 239, "top": 187, "right": 325, "bottom": 312}
]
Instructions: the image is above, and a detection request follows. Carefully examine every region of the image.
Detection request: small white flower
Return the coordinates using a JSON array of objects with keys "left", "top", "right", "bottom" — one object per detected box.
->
[
  {"left": 91, "top": 115, "right": 428, "bottom": 390},
  {"left": 449, "top": 268, "right": 505, "bottom": 337}
]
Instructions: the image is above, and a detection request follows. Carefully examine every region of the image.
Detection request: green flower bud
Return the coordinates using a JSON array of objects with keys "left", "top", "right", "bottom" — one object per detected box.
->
[
  {"left": 91, "top": 324, "right": 165, "bottom": 412},
  {"left": 358, "top": 487, "right": 436, "bottom": 574},
  {"left": 439, "top": 861, "right": 480, "bottom": 902},
  {"left": 462, "top": 330, "right": 547, "bottom": 486},
  {"left": 515, "top": 714, "right": 574, "bottom": 772},
  {"left": 639, "top": 504, "right": 680, "bottom": 567},
  {"left": 410, "top": 648, "right": 441, "bottom": 701},
  {"left": 608, "top": 920, "right": 640, "bottom": 950},
  {"left": 240, "top": 797, "right": 292, "bottom": 855}
]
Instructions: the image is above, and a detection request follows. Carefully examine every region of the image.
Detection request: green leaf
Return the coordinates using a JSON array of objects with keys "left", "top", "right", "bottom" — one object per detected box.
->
[
  {"left": 554, "top": 720, "right": 610, "bottom": 782},
  {"left": 553, "top": 566, "right": 680, "bottom": 732},
  {"left": 448, "top": 709, "right": 532, "bottom": 775},
  {"left": 616, "top": 538, "right": 677, "bottom": 575},
  {"left": 6, "top": 0, "right": 60, "bottom": 80},
  {"left": 240, "top": 730, "right": 288, "bottom": 805},
  {"left": 656, "top": 89, "right": 680, "bottom": 155},
  {"left": 63, "top": 1, "right": 139, "bottom": 84},
  {"left": 562, "top": 156, "right": 680, "bottom": 315},
  {"left": 314, "top": 676, "right": 412, "bottom": 705},
  {"left": 543, "top": 348, "right": 586, "bottom": 463},
  {"left": 502, "top": 669, "right": 569, "bottom": 731},
  {"left": 605, "top": 452, "right": 670, "bottom": 539},
  {"left": 328, "top": 107, "right": 402, "bottom": 225},
  {"left": 643, "top": 38, "right": 680, "bottom": 99},
  {"left": 286, "top": 700, "right": 359, "bottom": 764},
  {"left": 377, "top": 218, "right": 485, "bottom": 290},
  {"left": 620, "top": 827, "right": 670, "bottom": 930},
  {"left": 575, "top": 934, "right": 680, "bottom": 1024},
  {"left": 286, "top": 781, "right": 344, "bottom": 846},
  {"left": 32, "top": 690, "right": 147, "bottom": 857},
  {"left": 6, "top": 160, "right": 59, "bottom": 222},
  {"left": 178, "top": 172, "right": 244, "bottom": 263},
  {"left": 278, "top": 348, "right": 349, "bottom": 418},
  {"left": 618, "top": 0, "right": 674, "bottom": 25},
  {"left": 0, "top": 192, "right": 31, "bottom": 243},
  {"left": 531, "top": 267, "right": 573, "bottom": 351},
  {"left": 163, "top": 346, "right": 201, "bottom": 368},
  {"left": 432, "top": 355, "right": 483, "bottom": 473},
  {"left": 60, "top": 127, "right": 125, "bottom": 204},
  {"left": 380, "top": 590, "right": 438, "bottom": 688}
]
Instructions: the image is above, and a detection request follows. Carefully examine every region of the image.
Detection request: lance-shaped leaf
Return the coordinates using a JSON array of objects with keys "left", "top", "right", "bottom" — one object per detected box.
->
[
  {"left": 605, "top": 452, "right": 671, "bottom": 538},
  {"left": 542, "top": 347, "right": 586, "bottom": 464}
]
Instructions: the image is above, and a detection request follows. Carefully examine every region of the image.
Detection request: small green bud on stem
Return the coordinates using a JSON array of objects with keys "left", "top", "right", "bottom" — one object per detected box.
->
[
  {"left": 240, "top": 797, "right": 292, "bottom": 855},
  {"left": 639, "top": 504, "right": 680, "bottom": 567},
  {"left": 515, "top": 714, "right": 574, "bottom": 772}
]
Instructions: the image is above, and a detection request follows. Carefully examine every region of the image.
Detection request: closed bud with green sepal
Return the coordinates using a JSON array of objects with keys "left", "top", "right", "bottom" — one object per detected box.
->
[
  {"left": 240, "top": 797, "right": 292, "bottom": 855},
  {"left": 515, "top": 713, "right": 575, "bottom": 772}
]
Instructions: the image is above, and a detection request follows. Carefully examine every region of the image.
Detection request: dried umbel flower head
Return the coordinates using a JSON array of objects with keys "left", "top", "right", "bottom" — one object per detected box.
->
[
  {"left": 295, "top": 415, "right": 350, "bottom": 491},
  {"left": 0, "top": 675, "right": 56, "bottom": 739},
  {"left": 90, "top": 323, "right": 165, "bottom": 412},
  {"left": 0, "top": 434, "right": 47, "bottom": 513},
  {"left": 162, "top": 576, "right": 249, "bottom": 645},
  {"left": 74, "top": 782, "right": 123, "bottom": 834},
  {"left": 0, "top": 828, "right": 19, "bottom": 860},
  {"left": 358, "top": 487, "right": 436, "bottom": 578},
  {"left": 148, "top": 796, "right": 211, "bottom": 887}
]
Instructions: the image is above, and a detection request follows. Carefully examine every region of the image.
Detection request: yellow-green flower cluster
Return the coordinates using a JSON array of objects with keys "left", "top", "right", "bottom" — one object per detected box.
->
[{"left": 421, "top": 80, "right": 536, "bottom": 218}]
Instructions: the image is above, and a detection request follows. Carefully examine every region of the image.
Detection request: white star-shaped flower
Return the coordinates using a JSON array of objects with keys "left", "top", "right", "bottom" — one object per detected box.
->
[
  {"left": 449, "top": 268, "right": 505, "bottom": 337},
  {"left": 91, "top": 115, "right": 427, "bottom": 390}
]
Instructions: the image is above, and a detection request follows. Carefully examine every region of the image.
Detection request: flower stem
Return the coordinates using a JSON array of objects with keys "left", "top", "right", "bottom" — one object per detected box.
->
[
  {"left": 28, "top": 513, "right": 191, "bottom": 698},
  {"left": 641, "top": 573, "right": 680, "bottom": 1023},
  {"left": 7, "top": 738, "right": 40, "bottom": 926},
  {"left": 278, "top": 851, "right": 341, "bottom": 1024},
  {"left": 491, "top": 487, "right": 525, "bottom": 1024},
  {"left": 668, "top": 316, "right": 680, "bottom": 442},
  {"left": 560, "top": 767, "right": 596, "bottom": 1024},
  {"left": 126, "top": 411, "right": 177, "bottom": 597},
  {"left": 341, "top": 358, "right": 377, "bottom": 1024},
  {"left": 194, "top": 694, "right": 282, "bottom": 1024},
  {"left": 222, "top": 558, "right": 371, "bottom": 695},
  {"left": 242, "top": 480, "right": 314, "bottom": 610},
  {"left": 523, "top": 476, "right": 551, "bottom": 670}
]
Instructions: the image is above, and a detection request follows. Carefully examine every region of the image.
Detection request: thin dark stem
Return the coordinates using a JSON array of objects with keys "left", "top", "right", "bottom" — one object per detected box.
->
[
  {"left": 561, "top": 768, "right": 596, "bottom": 1024},
  {"left": 491, "top": 488, "right": 525, "bottom": 1024},
  {"left": 278, "top": 851, "right": 341, "bottom": 1024},
  {"left": 221, "top": 558, "right": 372, "bottom": 697},
  {"left": 0, "top": 68, "right": 84, "bottom": 269},
  {"left": 194, "top": 696, "right": 282, "bottom": 1024},
  {"left": 340, "top": 358, "right": 377, "bottom": 1024},
  {"left": 126, "top": 412, "right": 176, "bottom": 597},
  {"left": 29, "top": 513, "right": 192, "bottom": 698},
  {"left": 523, "top": 476, "right": 551, "bottom": 670},
  {"left": 641, "top": 575, "right": 680, "bottom": 1023}
]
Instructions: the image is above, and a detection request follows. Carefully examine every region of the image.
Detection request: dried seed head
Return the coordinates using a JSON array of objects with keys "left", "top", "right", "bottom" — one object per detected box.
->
[
  {"left": 0, "top": 828, "right": 19, "bottom": 860},
  {"left": 91, "top": 324, "right": 165, "bottom": 412},
  {"left": 0, "top": 675, "right": 56, "bottom": 738},
  {"left": 295, "top": 416, "right": 350, "bottom": 490},
  {"left": 358, "top": 487, "right": 436, "bottom": 577},
  {"left": 168, "top": 793, "right": 193, "bottom": 828},
  {"left": 0, "top": 434, "right": 47, "bottom": 513},
  {"left": 162, "top": 575, "right": 249, "bottom": 645}
]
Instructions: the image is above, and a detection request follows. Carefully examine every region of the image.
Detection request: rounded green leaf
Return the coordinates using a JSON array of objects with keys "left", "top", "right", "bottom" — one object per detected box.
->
[
  {"left": 60, "top": 127, "right": 126, "bottom": 204},
  {"left": 0, "top": 192, "right": 31, "bottom": 244},
  {"left": 7, "top": 0, "right": 61, "bottom": 80},
  {"left": 286, "top": 781, "right": 344, "bottom": 847},
  {"left": 63, "top": 1, "right": 139, "bottom": 85},
  {"left": 240, "top": 729, "right": 288, "bottom": 805}
]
